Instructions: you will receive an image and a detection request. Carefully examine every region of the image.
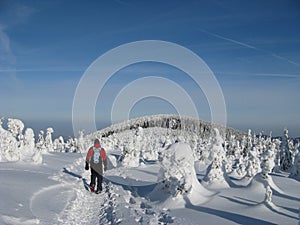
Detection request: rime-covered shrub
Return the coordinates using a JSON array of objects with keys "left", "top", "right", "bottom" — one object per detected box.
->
[
  {"left": 246, "top": 147, "right": 261, "bottom": 177},
  {"left": 290, "top": 151, "right": 300, "bottom": 179},
  {"left": 0, "top": 119, "right": 19, "bottom": 161},
  {"left": 261, "top": 143, "right": 276, "bottom": 178},
  {"left": 203, "top": 128, "right": 229, "bottom": 187},
  {"left": 53, "top": 136, "right": 65, "bottom": 152},
  {"left": 0, "top": 118, "right": 42, "bottom": 163},
  {"left": 158, "top": 142, "right": 196, "bottom": 195},
  {"left": 45, "top": 127, "right": 54, "bottom": 151},
  {"left": 280, "top": 129, "right": 292, "bottom": 171},
  {"left": 20, "top": 128, "right": 42, "bottom": 164}
]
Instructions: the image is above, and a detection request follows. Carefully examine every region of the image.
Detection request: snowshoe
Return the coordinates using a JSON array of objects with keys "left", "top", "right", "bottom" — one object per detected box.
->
[{"left": 95, "top": 189, "right": 101, "bottom": 194}]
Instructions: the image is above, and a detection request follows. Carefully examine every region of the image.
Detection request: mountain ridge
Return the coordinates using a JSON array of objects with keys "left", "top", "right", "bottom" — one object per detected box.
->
[{"left": 93, "top": 114, "right": 245, "bottom": 140}]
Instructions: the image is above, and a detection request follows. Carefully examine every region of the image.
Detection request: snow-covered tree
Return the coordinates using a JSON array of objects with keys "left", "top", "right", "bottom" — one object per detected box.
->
[
  {"left": 53, "top": 136, "right": 65, "bottom": 152},
  {"left": 203, "top": 128, "right": 229, "bottom": 187},
  {"left": 261, "top": 143, "right": 276, "bottom": 178},
  {"left": 246, "top": 147, "right": 261, "bottom": 177},
  {"left": 273, "top": 138, "right": 282, "bottom": 173},
  {"left": 152, "top": 142, "right": 214, "bottom": 207},
  {"left": 290, "top": 150, "right": 300, "bottom": 179},
  {"left": 77, "top": 130, "right": 86, "bottom": 153},
  {"left": 7, "top": 118, "right": 24, "bottom": 139},
  {"left": 235, "top": 157, "right": 247, "bottom": 177},
  {"left": 142, "top": 134, "right": 159, "bottom": 161},
  {"left": 24, "top": 128, "right": 35, "bottom": 149},
  {"left": 45, "top": 127, "right": 54, "bottom": 151},
  {"left": 20, "top": 128, "right": 42, "bottom": 164},
  {"left": 242, "top": 129, "right": 253, "bottom": 158},
  {"left": 36, "top": 130, "right": 45, "bottom": 151},
  {"left": 0, "top": 118, "right": 19, "bottom": 161},
  {"left": 158, "top": 142, "right": 193, "bottom": 195},
  {"left": 290, "top": 139, "right": 298, "bottom": 166},
  {"left": 1, "top": 118, "right": 42, "bottom": 163},
  {"left": 121, "top": 137, "right": 140, "bottom": 167},
  {"left": 65, "top": 137, "right": 78, "bottom": 152},
  {"left": 281, "top": 128, "right": 292, "bottom": 171}
]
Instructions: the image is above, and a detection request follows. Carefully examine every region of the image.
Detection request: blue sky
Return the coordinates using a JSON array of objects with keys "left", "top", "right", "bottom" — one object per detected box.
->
[{"left": 0, "top": 0, "right": 300, "bottom": 137}]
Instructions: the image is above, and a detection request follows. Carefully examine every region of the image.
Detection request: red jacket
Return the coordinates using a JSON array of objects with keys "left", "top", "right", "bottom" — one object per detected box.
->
[{"left": 86, "top": 143, "right": 107, "bottom": 174}]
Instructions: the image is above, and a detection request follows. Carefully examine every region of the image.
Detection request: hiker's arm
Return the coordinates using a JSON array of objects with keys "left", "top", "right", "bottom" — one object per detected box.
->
[
  {"left": 85, "top": 148, "right": 93, "bottom": 170},
  {"left": 86, "top": 148, "right": 93, "bottom": 162}
]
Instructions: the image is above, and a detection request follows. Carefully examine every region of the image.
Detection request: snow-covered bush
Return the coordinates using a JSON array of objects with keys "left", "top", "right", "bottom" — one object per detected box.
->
[
  {"left": 281, "top": 128, "right": 292, "bottom": 171},
  {"left": 261, "top": 143, "right": 276, "bottom": 178},
  {"left": 203, "top": 128, "right": 230, "bottom": 188},
  {"left": 53, "top": 136, "right": 65, "bottom": 152},
  {"left": 273, "top": 138, "right": 282, "bottom": 173},
  {"left": 290, "top": 151, "right": 300, "bottom": 179},
  {"left": 77, "top": 130, "right": 87, "bottom": 152},
  {"left": 65, "top": 137, "right": 78, "bottom": 152},
  {"left": 120, "top": 138, "right": 140, "bottom": 167},
  {"left": 242, "top": 129, "right": 253, "bottom": 158},
  {"left": 45, "top": 127, "right": 54, "bottom": 151},
  {"left": 197, "top": 141, "right": 209, "bottom": 164},
  {"left": 7, "top": 118, "right": 24, "bottom": 139},
  {"left": 246, "top": 147, "right": 261, "bottom": 177},
  {"left": 153, "top": 142, "right": 213, "bottom": 206},
  {"left": 0, "top": 118, "right": 42, "bottom": 163},
  {"left": 0, "top": 119, "right": 19, "bottom": 161},
  {"left": 24, "top": 128, "right": 35, "bottom": 149},
  {"left": 235, "top": 157, "right": 247, "bottom": 177},
  {"left": 158, "top": 142, "right": 195, "bottom": 194},
  {"left": 36, "top": 130, "right": 46, "bottom": 152},
  {"left": 20, "top": 128, "right": 42, "bottom": 164}
]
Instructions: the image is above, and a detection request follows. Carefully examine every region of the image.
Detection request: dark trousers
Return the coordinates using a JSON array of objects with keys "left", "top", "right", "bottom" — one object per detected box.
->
[{"left": 90, "top": 168, "right": 103, "bottom": 191}]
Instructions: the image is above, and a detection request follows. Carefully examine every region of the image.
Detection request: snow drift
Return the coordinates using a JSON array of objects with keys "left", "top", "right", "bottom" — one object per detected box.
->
[{"left": 150, "top": 142, "right": 214, "bottom": 208}]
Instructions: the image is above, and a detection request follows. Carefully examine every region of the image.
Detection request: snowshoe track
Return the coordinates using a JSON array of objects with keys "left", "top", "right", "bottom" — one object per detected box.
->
[
  {"left": 55, "top": 157, "right": 112, "bottom": 224},
  {"left": 54, "top": 157, "right": 173, "bottom": 225}
]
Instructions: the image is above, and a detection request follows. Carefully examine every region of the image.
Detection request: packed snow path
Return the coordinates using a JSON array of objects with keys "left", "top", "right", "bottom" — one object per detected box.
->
[
  {"left": 53, "top": 157, "right": 121, "bottom": 225},
  {"left": 54, "top": 156, "right": 173, "bottom": 225}
]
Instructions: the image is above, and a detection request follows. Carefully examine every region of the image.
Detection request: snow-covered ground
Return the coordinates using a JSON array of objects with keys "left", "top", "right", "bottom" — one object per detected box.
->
[
  {"left": 0, "top": 148, "right": 299, "bottom": 224},
  {"left": 0, "top": 117, "right": 299, "bottom": 224}
]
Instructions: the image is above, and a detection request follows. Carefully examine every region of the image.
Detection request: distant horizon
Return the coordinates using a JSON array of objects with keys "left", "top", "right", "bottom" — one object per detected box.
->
[{"left": 2, "top": 115, "right": 298, "bottom": 140}]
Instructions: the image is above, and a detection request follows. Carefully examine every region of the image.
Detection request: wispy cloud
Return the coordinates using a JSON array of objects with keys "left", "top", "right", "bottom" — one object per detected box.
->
[
  {"left": 0, "top": 24, "right": 16, "bottom": 66},
  {"left": 198, "top": 28, "right": 300, "bottom": 68},
  {"left": 0, "top": 67, "right": 85, "bottom": 73},
  {"left": 14, "top": 3, "right": 36, "bottom": 20},
  {"left": 0, "top": 2, "right": 36, "bottom": 69}
]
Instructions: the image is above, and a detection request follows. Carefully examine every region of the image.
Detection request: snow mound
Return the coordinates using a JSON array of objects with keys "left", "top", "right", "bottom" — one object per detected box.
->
[
  {"left": 248, "top": 173, "right": 284, "bottom": 195},
  {"left": 150, "top": 142, "right": 214, "bottom": 208}
]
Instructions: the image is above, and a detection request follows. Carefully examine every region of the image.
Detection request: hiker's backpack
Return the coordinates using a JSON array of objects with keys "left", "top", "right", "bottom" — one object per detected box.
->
[{"left": 93, "top": 147, "right": 103, "bottom": 164}]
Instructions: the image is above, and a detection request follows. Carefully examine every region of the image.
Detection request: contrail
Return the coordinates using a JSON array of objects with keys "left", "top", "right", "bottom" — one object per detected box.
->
[
  {"left": 0, "top": 67, "right": 85, "bottom": 72},
  {"left": 198, "top": 28, "right": 259, "bottom": 51},
  {"left": 215, "top": 71, "right": 300, "bottom": 78},
  {"left": 198, "top": 28, "right": 300, "bottom": 68}
]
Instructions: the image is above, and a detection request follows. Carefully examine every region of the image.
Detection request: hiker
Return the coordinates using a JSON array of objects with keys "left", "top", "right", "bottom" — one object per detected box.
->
[{"left": 85, "top": 139, "right": 108, "bottom": 194}]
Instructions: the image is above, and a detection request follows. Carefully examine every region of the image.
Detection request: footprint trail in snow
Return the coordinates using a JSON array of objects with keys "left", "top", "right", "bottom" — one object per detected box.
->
[{"left": 55, "top": 157, "right": 172, "bottom": 225}]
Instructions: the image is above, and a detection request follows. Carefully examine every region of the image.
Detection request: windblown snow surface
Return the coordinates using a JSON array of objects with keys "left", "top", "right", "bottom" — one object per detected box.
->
[{"left": 0, "top": 127, "right": 299, "bottom": 225}]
